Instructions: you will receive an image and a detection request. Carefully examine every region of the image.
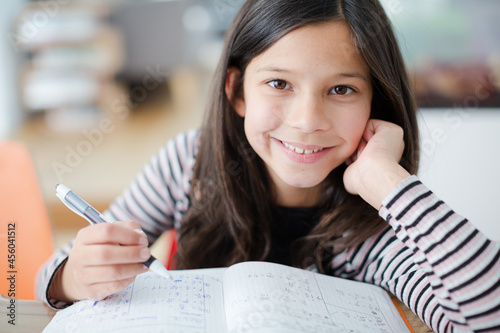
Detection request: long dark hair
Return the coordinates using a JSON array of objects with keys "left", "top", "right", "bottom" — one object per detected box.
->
[{"left": 177, "top": 0, "right": 419, "bottom": 273}]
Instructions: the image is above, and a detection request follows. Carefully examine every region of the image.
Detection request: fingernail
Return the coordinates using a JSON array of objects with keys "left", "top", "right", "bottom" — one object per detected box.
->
[
  {"left": 140, "top": 248, "right": 151, "bottom": 259},
  {"left": 134, "top": 228, "right": 146, "bottom": 235}
]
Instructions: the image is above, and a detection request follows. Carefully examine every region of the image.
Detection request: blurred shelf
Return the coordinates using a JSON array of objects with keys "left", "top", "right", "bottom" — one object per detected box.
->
[
  {"left": 14, "top": 68, "right": 207, "bottom": 230},
  {"left": 14, "top": 2, "right": 125, "bottom": 132}
]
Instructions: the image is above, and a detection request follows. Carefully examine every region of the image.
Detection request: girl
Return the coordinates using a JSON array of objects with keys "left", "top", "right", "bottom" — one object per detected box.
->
[{"left": 37, "top": 0, "right": 500, "bottom": 332}]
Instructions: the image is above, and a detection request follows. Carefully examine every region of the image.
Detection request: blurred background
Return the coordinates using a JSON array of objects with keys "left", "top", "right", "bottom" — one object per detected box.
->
[{"left": 0, "top": 0, "right": 499, "bottom": 253}]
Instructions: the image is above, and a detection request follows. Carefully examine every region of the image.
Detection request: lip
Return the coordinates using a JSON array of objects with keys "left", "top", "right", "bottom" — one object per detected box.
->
[{"left": 272, "top": 138, "right": 333, "bottom": 164}]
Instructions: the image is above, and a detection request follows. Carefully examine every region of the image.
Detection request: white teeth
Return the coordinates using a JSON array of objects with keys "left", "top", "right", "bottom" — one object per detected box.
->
[{"left": 282, "top": 141, "right": 323, "bottom": 155}]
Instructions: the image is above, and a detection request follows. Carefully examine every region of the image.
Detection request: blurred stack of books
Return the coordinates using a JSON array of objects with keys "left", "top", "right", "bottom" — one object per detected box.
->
[{"left": 13, "top": 2, "right": 125, "bottom": 132}]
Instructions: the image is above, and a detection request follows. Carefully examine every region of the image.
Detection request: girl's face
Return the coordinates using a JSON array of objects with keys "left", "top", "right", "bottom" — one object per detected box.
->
[{"left": 229, "top": 21, "right": 372, "bottom": 207}]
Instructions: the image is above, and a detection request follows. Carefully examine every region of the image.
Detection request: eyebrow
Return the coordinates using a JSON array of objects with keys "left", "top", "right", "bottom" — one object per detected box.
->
[
  {"left": 256, "top": 66, "right": 369, "bottom": 82},
  {"left": 257, "top": 66, "right": 290, "bottom": 73},
  {"left": 337, "top": 72, "right": 369, "bottom": 82}
]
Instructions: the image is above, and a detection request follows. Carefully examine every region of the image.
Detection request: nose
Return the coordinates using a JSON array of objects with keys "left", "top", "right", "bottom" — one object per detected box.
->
[{"left": 284, "top": 91, "right": 332, "bottom": 133}]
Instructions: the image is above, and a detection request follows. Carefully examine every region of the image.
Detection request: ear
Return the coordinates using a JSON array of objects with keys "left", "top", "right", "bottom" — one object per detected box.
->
[{"left": 225, "top": 67, "right": 246, "bottom": 117}]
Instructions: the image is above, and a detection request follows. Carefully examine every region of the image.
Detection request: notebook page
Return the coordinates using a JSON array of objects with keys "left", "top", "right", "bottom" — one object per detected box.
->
[
  {"left": 44, "top": 270, "right": 227, "bottom": 333},
  {"left": 222, "top": 262, "right": 410, "bottom": 333}
]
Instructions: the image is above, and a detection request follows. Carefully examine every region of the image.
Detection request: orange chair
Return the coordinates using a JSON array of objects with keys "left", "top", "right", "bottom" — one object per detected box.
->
[{"left": 0, "top": 142, "right": 54, "bottom": 300}]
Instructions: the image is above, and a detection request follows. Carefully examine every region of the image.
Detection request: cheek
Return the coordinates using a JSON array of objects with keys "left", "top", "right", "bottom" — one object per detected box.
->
[
  {"left": 244, "top": 98, "right": 283, "bottom": 133},
  {"left": 340, "top": 112, "right": 370, "bottom": 150}
]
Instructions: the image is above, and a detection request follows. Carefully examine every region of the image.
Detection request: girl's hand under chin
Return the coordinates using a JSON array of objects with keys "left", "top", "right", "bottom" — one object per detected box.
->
[{"left": 343, "top": 119, "right": 411, "bottom": 210}]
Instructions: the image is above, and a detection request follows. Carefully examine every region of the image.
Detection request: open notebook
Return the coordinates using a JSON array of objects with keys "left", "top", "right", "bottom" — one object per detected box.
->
[{"left": 43, "top": 261, "right": 412, "bottom": 333}]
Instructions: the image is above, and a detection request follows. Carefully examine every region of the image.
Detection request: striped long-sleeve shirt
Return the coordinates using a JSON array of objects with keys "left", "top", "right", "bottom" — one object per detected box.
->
[{"left": 36, "top": 130, "right": 500, "bottom": 332}]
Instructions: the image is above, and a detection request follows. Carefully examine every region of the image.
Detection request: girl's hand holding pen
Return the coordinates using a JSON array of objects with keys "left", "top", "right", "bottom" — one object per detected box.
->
[
  {"left": 49, "top": 221, "right": 150, "bottom": 303},
  {"left": 49, "top": 184, "right": 172, "bottom": 303},
  {"left": 343, "top": 119, "right": 410, "bottom": 210}
]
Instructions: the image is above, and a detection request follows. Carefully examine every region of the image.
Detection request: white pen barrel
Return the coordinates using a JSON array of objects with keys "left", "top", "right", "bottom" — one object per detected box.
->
[
  {"left": 65, "top": 191, "right": 91, "bottom": 212},
  {"left": 84, "top": 206, "right": 108, "bottom": 224},
  {"left": 64, "top": 190, "right": 107, "bottom": 224}
]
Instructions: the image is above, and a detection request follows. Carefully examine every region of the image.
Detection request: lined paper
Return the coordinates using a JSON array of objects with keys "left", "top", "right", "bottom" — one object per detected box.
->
[
  {"left": 44, "top": 263, "right": 410, "bottom": 333},
  {"left": 222, "top": 262, "right": 410, "bottom": 333},
  {"left": 43, "top": 270, "right": 226, "bottom": 333}
]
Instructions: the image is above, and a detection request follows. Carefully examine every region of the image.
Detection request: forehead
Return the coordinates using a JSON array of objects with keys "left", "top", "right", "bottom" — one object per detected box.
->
[{"left": 247, "top": 21, "right": 369, "bottom": 76}]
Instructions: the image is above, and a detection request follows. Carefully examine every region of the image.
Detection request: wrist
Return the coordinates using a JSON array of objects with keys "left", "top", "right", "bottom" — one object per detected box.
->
[
  {"left": 47, "top": 260, "right": 78, "bottom": 303},
  {"left": 357, "top": 160, "right": 410, "bottom": 210}
]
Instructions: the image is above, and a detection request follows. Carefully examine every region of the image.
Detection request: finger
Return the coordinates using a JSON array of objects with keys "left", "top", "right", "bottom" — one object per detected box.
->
[
  {"left": 347, "top": 136, "right": 367, "bottom": 165},
  {"left": 86, "top": 276, "right": 138, "bottom": 301},
  {"left": 356, "top": 138, "right": 368, "bottom": 158},
  {"left": 363, "top": 119, "right": 378, "bottom": 142},
  {"left": 112, "top": 220, "right": 143, "bottom": 231},
  {"left": 77, "top": 223, "right": 149, "bottom": 246},
  {"left": 76, "top": 263, "right": 148, "bottom": 285},
  {"left": 366, "top": 119, "right": 402, "bottom": 139},
  {"left": 76, "top": 244, "right": 151, "bottom": 266}
]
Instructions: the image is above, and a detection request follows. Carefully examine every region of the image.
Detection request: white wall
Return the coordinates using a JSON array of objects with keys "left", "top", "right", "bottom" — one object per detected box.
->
[{"left": 418, "top": 108, "right": 500, "bottom": 241}]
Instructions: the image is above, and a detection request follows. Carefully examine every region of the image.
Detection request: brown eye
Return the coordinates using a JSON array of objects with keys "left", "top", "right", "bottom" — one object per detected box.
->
[
  {"left": 269, "top": 80, "right": 290, "bottom": 90},
  {"left": 332, "top": 86, "right": 353, "bottom": 95}
]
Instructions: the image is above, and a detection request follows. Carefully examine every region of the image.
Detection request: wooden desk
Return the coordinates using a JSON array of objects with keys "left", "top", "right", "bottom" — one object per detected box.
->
[
  {"left": 1, "top": 295, "right": 432, "bottom": 333},
  {"left": 395, "top": 298, "right": 434, "bottom": 333},
  {"left": 1, "top": 295, "right": 55, "bottom": 333}
]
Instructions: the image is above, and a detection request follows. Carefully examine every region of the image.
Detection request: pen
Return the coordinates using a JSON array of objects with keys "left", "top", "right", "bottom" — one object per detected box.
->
[{"left": 55, "top": 184, "right": 172, "bottom": 279}]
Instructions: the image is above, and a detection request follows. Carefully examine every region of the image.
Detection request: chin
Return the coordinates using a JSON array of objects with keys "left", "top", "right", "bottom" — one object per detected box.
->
[{"left": 280, "top": 172, "right": 327, "bottom": 189}]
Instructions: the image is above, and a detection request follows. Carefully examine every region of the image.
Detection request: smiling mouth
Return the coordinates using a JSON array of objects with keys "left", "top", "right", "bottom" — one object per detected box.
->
[{"left": 280, "top": 141, "right": 324, "bottom": 155}]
